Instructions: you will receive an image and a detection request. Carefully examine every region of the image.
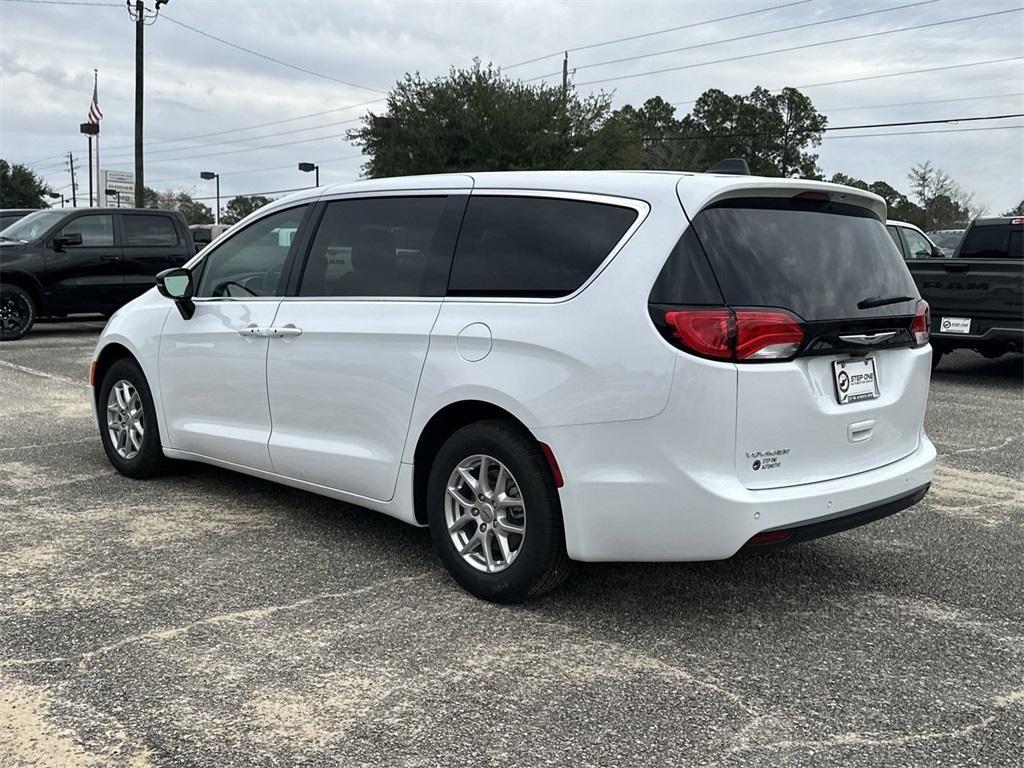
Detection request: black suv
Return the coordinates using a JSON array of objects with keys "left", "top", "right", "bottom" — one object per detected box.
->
[{"left": 0, "top": 207, "right": 194, "bottom": 340}]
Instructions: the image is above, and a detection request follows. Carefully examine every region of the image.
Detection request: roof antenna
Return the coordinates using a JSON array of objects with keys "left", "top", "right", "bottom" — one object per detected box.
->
[{"left": 705, "top": 158, "right": 750, "bottom": 175}]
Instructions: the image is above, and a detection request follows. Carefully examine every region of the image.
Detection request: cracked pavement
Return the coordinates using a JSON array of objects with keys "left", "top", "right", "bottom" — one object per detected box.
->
[{"left": 1, "top": 319, "right": 1022, "bottom": 767}]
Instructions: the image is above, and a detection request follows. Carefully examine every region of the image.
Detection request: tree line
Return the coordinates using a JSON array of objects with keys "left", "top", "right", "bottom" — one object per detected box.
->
[{"left": 4, "top": 62, "right": 1021, "bottom": 229}]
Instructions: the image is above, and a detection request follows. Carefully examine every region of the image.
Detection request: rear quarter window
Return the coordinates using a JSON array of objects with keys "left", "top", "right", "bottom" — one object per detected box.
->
[{"left": 448, "top": 196, "right": 638, "bottom": 298}]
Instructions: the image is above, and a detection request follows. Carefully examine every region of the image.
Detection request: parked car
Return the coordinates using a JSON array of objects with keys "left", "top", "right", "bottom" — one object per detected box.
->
[
  {"left": 0, "top": 208, "right": 38, "bottom": 230},
  {"left": 189, "top": 223, "right": 232, "bottom": 247},
  {"left": 886, "top": 220, "right": 943, "bottom": 260},
  {"left": 0, "top": 207, "right": 194, "bottom": 340},
  {"left": 906, "top": 217, "right": 1023, "bottom": 368},
  {"left": 90, "top": 171, "right": 935, "bottom": 602},
  {"left": 928, "top": 228, "right": 966, "bottom": 257}
]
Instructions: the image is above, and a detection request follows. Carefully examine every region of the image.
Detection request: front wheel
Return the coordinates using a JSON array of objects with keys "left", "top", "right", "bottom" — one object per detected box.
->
[
  {"left": 426, "top": 421, "right": 571, "bottom": 603},
  {"left": 98, "top": 358, "right": 168, "bottom": 478},
  {"left": 0, "top": 284, "right": 36, "bottom": 341}
]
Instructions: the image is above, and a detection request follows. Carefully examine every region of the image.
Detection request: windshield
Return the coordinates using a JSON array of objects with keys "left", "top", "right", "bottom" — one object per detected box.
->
[
  {"left": 1, "top": 210, "right": 66, "bottom": 241},
  {"left": 691, "top": 198, "right": 919, "bottom": 321}
]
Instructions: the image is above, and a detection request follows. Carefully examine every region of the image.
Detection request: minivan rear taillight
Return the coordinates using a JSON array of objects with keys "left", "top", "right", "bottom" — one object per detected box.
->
[
  {"left": 911, "top": 300, "right": 930, "bottom": 346},
  {"left": 662, "top": 308, "right": 804, "bottom": 362}
]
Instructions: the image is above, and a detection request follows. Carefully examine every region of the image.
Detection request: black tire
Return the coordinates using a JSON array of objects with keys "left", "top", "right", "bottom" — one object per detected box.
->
[
  {"left": 931, "top": 347, "right": 944, "bottom": 371},
  {"left": 0, "top": 284, "right": 36, "bottom": 341},
  {"left": 97, "top": 357, "right": 169, "bottom": 478},
  {"left": 426, "top": 420, "right": 571, "bottom": 603}
]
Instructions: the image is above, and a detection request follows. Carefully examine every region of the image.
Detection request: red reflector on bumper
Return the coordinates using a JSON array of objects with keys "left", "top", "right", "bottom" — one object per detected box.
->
[
  {"left": 746, "top": 529, "right": 794, "bottom": 546},
  {"left": 539, "top": 442, "right": 564, "bottom": 488}
]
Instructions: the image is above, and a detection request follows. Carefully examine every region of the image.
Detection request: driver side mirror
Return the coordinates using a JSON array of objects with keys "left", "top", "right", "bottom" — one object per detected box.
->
[
  {"left": 53, "top": 232, "right": 83, "bottom": 250},
  {"left": 156, "top": 267, "right": 195, "bottom": 320},
  {"left": 931, "top": 245, "right": 945, "bottom": 258}
]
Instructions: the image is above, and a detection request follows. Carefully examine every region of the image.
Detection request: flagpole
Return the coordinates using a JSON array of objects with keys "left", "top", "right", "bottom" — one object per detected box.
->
[{"left": 94, "top": 69, "right": 101, "bottom": 207}]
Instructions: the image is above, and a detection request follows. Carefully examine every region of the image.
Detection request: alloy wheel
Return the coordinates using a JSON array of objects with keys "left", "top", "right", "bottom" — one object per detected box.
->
[
  {"left": 106, "top": 379, "right": 144, "bottom": 460},
  {"left": 0, "top": 292, "right": 29, "bottom": 337},
  {"left": 445, "top": 454, "right": 526, "bottom": 573}
]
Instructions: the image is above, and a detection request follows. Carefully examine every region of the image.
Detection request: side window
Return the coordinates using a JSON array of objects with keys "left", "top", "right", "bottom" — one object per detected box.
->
[
  {"left": 124, "top": 214, "right": 179, "bottom": 246},
  {"left": 648, "top": 227, "right": 725, "bottom": 305},
  {"left": 885, "top": 225, "right": 905, "bottom": 257},
  {"left": 901, "top": 228, "right": 933, "bottom": 259},
  {"left": 298, "top": 196, "right": 457, "bottom": 297},
  {"left": 448, "top": 196, "right": 639, "bottom": 297},
  {"left": 59, "top": 214, "right": 114, "bottom": 247},
  {"left": 195, "top": 205, "right": 307, "bottom": 298}
]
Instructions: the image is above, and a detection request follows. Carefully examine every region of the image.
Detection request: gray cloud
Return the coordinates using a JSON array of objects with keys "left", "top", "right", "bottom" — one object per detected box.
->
[{"left": 1, "top": 0, "right": 1021, "bottom": 211}]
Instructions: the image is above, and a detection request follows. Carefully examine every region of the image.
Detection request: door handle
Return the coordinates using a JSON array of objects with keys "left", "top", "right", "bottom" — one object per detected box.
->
[
  {"left": 268, "top": 324, "right": 302, "bottom": 338},
  {"left": 100, "top": 254, "right": 121, "bottom": 262},
  {"left": 943, "top": 262, "right": 970, "bottom": 273},
  {"left": 238, "top": 325, "right": 272, "bottom": 338}
]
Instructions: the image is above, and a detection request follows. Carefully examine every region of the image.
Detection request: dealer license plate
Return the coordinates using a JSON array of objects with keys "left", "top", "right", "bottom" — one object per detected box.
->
[
  {"left": 833, "top": 357, "right": 879, "bottom": 405},
  {"left": 938, "top": 316, "right": 971, "bottom": 334}
]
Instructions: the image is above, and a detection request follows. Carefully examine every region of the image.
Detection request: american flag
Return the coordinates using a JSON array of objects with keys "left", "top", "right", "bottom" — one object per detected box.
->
[{"left": 87, "top": 76, "right": 102, "bottom": 125}]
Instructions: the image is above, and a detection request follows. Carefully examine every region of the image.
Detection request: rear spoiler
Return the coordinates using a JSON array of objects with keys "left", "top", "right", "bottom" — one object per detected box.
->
[{"left": 677, "top": 177, "right": 888, "bottom": 222}]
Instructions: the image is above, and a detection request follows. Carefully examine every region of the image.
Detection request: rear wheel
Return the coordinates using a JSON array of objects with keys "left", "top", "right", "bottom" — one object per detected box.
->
[
  {"left": 0, "top": 284, "right": 35, "bottom": 341},
  {"left": 426, "top": 421, "right": 570, "bottom": 602},
  {"left": 98, "top": 358, "right": 169, "bottom": 478}
]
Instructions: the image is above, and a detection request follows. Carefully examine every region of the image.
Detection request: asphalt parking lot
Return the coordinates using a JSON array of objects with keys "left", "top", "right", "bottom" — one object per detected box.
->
[{"left": 1, "top": 320, "right": 1021, "bottom": 767}]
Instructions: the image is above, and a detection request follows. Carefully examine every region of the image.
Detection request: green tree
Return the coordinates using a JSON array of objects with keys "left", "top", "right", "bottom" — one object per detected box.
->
[
  {"left": 221, "top": 195, "right": 273, "bottom": 225},
  {"left": 679, "top": 86, "right": 826, "bottom": 177},
  {"left": 1003, "top": 200, "right": 1024, "bottom": 216},
  {"left": 348, "top": 61, "right": 631, "bottom": 177},
  {"left": 907, "top": 162, "right": 975, "bottom": 229},
  {"left": 143, "top": 188, "right": 213, "bottom": 224},
  {"left": 0, "top": 159, "right": 53, "bottom": 208}
]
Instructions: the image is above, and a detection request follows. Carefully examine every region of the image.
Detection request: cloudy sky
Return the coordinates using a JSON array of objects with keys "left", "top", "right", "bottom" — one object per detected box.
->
[{"left": 1, "top": 0, "right": 1022, "bottom": 214}]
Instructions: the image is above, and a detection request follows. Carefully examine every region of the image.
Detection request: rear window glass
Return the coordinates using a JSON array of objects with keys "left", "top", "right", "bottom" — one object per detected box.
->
[
  {"left": 448, "top": 196, "right": 638, "bottom": 297},
  {"left": 957, "top": 224, "right": 1023, "bottom": 259},
  {"left": 690, "top": 198, "right": 918, "bottom": 321},
  {"left": 124, "top": 214, "right": 178, "bottom": 246}
]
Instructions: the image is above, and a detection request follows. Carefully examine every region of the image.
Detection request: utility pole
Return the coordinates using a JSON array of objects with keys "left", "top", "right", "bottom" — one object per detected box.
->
[
  {"left": 67, "top": 152, "right": 78, "bottom": 208},
  {"left": 128, "top": 0, "right": 169, "bottom": 208},
  {"left": 562, "top": 52, "right": 568, "bottom": 97}
]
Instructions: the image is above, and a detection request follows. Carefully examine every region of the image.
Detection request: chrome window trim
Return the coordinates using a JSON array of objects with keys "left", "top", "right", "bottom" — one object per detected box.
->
[{"left": 190, "top": 188, "right": 650, "bottom": 305}]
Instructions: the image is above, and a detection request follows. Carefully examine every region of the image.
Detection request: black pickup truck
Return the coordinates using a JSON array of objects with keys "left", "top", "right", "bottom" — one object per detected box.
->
[
  {"left": 1, "top": 207, "right": 195, "bottom": 340},
  {"left": 905, "top": 217, "right": 1023, "bottom": 368}
]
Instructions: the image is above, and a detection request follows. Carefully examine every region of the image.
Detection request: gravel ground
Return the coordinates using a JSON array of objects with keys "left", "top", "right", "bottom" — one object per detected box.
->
[{"left": 1, "top": 319, "right": 1021, "bottom": 767}]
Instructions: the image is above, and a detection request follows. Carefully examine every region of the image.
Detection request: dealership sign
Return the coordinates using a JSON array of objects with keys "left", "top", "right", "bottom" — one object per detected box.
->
[{"left": 100, "top": 169, "right": 134, "bottom": 207}]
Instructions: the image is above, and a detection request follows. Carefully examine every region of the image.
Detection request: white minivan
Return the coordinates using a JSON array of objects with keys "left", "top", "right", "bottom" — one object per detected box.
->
[{"left": 91, "top": 171, "right": 936, "bottom": 602}]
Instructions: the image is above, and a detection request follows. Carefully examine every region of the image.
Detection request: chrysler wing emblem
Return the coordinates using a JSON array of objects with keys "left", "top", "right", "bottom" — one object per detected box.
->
[{"left": 838, "top": 331, "right": 899, "bottom": 345}]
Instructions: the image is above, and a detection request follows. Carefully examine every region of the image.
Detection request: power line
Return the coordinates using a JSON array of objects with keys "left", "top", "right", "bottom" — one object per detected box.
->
[
  {"left": 645, "top": 113, "right": 1024, "bottom": 141},
  {"left": 98, "top": 97, "right": 385, "bottom": 154},
  {"left": 528, "top": 0, "right": 939, "bottom": 79},
  {"left": 101, "top": 114, "right": 366, "bottom": 161},
  {"left": 571, "top": 8, "right": 1022, "bottom": 87},
  {"left": 503, "top": 0, "right": 813, "bottom": 69},
  {"left": 160, "top": 14, "right": 387, "bottom": 94},
  {"left": 147, "top": 153, "right": 363, "bottom": 186},
  {"left": 670, "top": 56, "right": 1024, "bottom": 106},
  {"left": 189, "top": 185, "right": 319, "bottom": 202},
  {"left": 0, "top": 0, "right": 120, "bottom": 6},
  {"left": 822, "top": 124, "right": 1024, "bottom": 140},
  {"left": 820, "top": 91, "right": 1024, "bottom": 113}
]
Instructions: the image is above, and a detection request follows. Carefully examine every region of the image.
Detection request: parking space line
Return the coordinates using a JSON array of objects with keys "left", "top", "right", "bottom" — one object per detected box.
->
[{"left": 0, "top": 359, "right": 88, "bottom": 388}]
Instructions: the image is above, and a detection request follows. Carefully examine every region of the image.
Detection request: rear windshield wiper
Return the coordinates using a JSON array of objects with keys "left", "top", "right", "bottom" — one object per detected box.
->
[{"left": 857, "top": 294, "right": 914, "bottom": 310}]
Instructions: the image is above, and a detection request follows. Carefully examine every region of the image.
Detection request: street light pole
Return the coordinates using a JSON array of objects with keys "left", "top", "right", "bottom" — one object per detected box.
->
[{"left": 200, "top": 171, "right": 220, "bottom": 224}]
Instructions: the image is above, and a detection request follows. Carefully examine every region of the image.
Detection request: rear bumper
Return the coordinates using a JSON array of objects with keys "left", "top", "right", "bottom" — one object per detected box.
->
[
  {"left": 932, "top": 323, "right": 1023, "bottom": 351},
  {"left": 538, "top": 417, "right": 937, "bottom": 562},
  {"left": 742, "top": 483, "right": 930, "bottom": 550}
]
